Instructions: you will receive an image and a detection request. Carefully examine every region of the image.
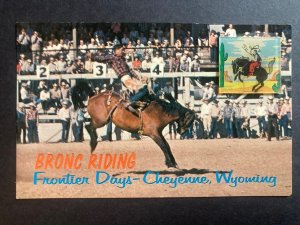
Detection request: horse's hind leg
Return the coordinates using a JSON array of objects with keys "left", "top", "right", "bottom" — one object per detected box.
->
[
  {"left": 238, "top": 73, "right": 243, "bottom": 83},
  {"left": 252, "top": 83, "right": 260, "bottom": 92},
  {"left": 254, "top": 82, "right": 264, "bottom": 92},
  {"left": 151, "top": 133, "right": 178, "bottom": 168},
  {"left": 85, "top": 122, "right": 98, "bottom": 153}
]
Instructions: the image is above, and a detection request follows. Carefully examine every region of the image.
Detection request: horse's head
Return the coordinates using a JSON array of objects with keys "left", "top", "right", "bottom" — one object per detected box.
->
[{"left": 171, "top": 101, "right": 195, "bottom": 135}]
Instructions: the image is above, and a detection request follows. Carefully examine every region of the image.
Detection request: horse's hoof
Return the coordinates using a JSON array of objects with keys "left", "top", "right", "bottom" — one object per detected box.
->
[
  {"left": 166, "top": 161, "right": 179, "bottom": 169},
  {"left": 90, "top": 141, "right": 98, "bottom": 153},
  {"left": 167, "top": 167, "right": 180, "bottom": 172}
]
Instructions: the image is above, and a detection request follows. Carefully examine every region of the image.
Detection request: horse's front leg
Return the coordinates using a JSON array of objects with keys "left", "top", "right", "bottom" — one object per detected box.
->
[
  {"left": 85, "top": 122, "right": 98, "bottom": 153},
  {"left": 151, "top": 132, "right": 178, "bottom": 168}
]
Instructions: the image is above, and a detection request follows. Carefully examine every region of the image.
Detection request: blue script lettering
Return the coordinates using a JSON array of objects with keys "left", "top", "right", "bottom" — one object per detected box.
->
[
  {"left": 95, "top": 171, "right": 132, "bottom": 188},
  {"left": 143, "top": 170, "right": 210, "bottom": 188},
  {"left": 215, "top": 170, "right": 277, "bottom": 187},
  {"left": 33, "top": 171, "right": 89, "bottom": 185}
]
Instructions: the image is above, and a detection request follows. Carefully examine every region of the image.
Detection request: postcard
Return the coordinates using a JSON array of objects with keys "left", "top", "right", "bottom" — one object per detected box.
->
[{"left": 16, "top": 23, "right": 292, "bottom": 198}]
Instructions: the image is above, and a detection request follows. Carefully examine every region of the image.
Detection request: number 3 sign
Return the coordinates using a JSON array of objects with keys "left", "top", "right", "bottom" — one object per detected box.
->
[
  {"left": 93, "top": 63, "right": 107, "bottom": 77},
  {"left": 36, "top": 65, "right": 50, "bottom": 78}
]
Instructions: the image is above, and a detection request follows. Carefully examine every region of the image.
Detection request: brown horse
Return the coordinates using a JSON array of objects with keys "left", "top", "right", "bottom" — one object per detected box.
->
[{"left": 71, "top": 82, "right": 195, "bottom": 168}]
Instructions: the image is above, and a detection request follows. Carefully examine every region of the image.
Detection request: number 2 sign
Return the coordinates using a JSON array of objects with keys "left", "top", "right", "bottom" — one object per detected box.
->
[{"left": 36, "top": 65, "right": 50, "bottom": 78}]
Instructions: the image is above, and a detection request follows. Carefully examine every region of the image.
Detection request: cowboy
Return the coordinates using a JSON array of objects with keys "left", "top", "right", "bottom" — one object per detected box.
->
[
  {"left": 244, "top": 45, "right": 262, "bottom": 76},
  {"left": 266, "top": 96, "right": 279, "bottom": 141},
  {"left": 25, "top": 102, "right": 39, "bottom": 143},
  {"left": 94, "top": 44, "right": 149, "bottom": 115},
  {"left": 58, "top": 99, "right": 71, "bottom": 143}
]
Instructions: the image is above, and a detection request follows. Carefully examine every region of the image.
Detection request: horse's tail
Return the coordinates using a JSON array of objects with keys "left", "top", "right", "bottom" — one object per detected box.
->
[{"left": 71, "top": 80, "right": 94, "bottom": 110}]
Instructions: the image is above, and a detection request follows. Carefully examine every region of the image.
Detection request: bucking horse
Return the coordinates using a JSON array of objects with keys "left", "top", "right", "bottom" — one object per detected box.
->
[
  {"left": 71, "top": 82, "right": 195, "bottom": 168},
  {"left": 231, "top": 57, "right": 275, "bottom": 92}
]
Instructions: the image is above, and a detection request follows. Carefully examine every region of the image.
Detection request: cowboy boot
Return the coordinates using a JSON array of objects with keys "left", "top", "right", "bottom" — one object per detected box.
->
[{"left": 124, "top": 102, "right": 140, "bottom": 117}]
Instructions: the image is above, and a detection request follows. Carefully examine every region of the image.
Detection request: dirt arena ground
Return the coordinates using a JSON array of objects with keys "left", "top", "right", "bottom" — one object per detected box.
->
[{"left": 16, "top": 138, "right": 292, "bottom": 198}]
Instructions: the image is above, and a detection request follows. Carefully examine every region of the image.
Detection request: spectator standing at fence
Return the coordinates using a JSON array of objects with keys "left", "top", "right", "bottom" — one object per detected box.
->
[
  {"left": 135, "top": 39, "right": 145, "bottom": 59},
  {"left": 48, "top": 57, "right": 57, "bottom": 74},
  {"left": 20, "top": 82, "right": 31, "bottom": 104},
  {"left": 74, "top": 56, "right": 85, "bottom": 74},
  {"left": 281, "top": 52, "right": 289, "bottom": 70},
  {"left": 233, "top": 101, "right": 243, "bottom": 138},
  {"left": 198, "top": 28, "right": 209, "bottom": 48},
  {"left": 209, "top": 100, "right": 222, "bottom": 139},
  {"left": 25, "top": 102, "right": 39, "bottom": 143},
  {"left": 277, "top": 98, "right": 284, "bottom": 138},
  {"left": 17, "top": 29, "right": 31, "bottom": 57},
  {"left": 132, "top": 56, "right": 142, "bottom": 70},
  {"left": 202, "top": 83, "right": 215, "bottom": 102},
  {"left": 241, "top": 100, "right": 251, "bottom": 138},
  {"left": 225, "top": 24, "right": 237, "bottom": 37},
  {"left": 71, "top": 106, "right": 84, "bottom": 142},
  {"left": 50, "top": 83, "right": 62, "bottom": 112},
  {"left": 56, "top": 39, "right": 68, "bottom": 57},
  {"left": 45, "top": 41, "right": 57, "bottom": 59},
  {"left": 67, "top": 41, "right": 75, "bottom": 62},
  {"left": 174, "top": 39, "right": 182, "bottom": 54},
  {"left": 94, "top": 26, "right": 105, "bottom": 41},
  {"left": 78, "top": 40, "right": 87, "bottom": 62},
  {"left": 209, "top": 30, "right": 218, "bottom": 63},
  {"left": 125, "top": 41, "right": 135, "bottom": 61},
  {"left": 280, "top": 97, "right": 292, "bottom": 139},
  {"left": 190, "top": 54, "right": 201, "bottom": 72},
  {"left": 141, "top": 55, "right": 152, "bottom": 72},
  {"left": 145, "top": 41, "right": 154, "bottom": 58},
  {"left": 152, "top": 52, "right": 164, "bottom": 65},
  {"left": 222, "top": 100, "right": 233, "bottom": 138},
  {"left": 23, "top": 59, "right": 35, "bottom": 75},
  {"left": 17, "top": 103, "right": 26, "bottom": 144},
  {"left": 56, "top": 55, "right": 67, "bottom": 74},
  {"left": 88, "top": 38, "right": 98, "bottom": 56},
  {"left": 39, "top": 87, "right": 51, "bottom": 114},
  {"left": 58, "top": 100, "right": 71, "bottom": 143},
  {"left": 139, "top": 32, "right": 148, "bottom": 46},
  {"left": 60, "top": 81, "right": 70, "bottom": 100},
  {"left": 31, "top": 31, "right": 43, "bottom": 63},
  {"left": 19, "top": 54, "right": 27, "bottom": 74},
  {"left": 121, "top": 33, "right": 130, "bottom": 46},
  {"left": 179, "top": 55, "right": 190, "bottom": 72},
  {"left": 255, "top": 100, "right": 267, "bottom": 138},
  {"left": 200, "top": 99, "right": 211, "bottom": 139},
  {"left": 266, "top": 96, "right": 279, "bottom": 141},
  {"left": 85, "top": 55, "right": 94, "bottom": 73}
]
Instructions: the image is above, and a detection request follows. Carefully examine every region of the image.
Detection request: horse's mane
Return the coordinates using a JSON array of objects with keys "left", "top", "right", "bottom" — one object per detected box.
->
[
  {"left": 153, "top": 93, "right": 186, "bottom": 116},
  {"left": 71, "top": 81, "right": 94, "bottom": 110}
]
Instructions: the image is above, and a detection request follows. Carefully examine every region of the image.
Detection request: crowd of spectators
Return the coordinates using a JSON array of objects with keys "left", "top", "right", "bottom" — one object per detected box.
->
[
  {"left": 17, "top": 80, "right": 292, "bottom": 144},
  {"left": 16, "top": 23, "right": 292, "bottom": 76}
]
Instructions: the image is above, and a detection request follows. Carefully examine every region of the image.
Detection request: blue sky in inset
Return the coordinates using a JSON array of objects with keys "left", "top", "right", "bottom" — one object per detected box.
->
[{"left": 220, "top": 37, "right": 280, "bottom": 59}]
